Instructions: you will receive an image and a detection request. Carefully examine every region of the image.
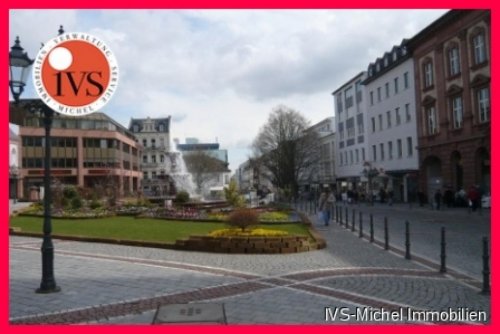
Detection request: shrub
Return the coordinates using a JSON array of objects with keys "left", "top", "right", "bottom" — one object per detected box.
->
[
  {"left": 89, "top": 199, "right": 102, "bottom": 210},
  {"left": 70, "top": 197, "right": 82, "bottom": 210},
  {"left": 223, "top": 180, "right": 245, "bottom": 208},
  {"left": 63, "top": 186, "right": 78, "bottom": 199},
  {"left": 175, "top": 191, "right": 190, "bottom": 204},
  {"left": 208, "top": 228, "right": 288, "bottom": 237},
  {"left": 227, "top": 208, "right": 259, "bottom": 231}
]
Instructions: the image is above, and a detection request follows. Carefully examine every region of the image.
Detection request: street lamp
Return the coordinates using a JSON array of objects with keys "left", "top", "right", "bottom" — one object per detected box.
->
[
  {"left": 9, "top": 36, "right": 34, "bottom": 103},
  {"left": 9, "top": 34, "right": 61, "bottom": 293}
]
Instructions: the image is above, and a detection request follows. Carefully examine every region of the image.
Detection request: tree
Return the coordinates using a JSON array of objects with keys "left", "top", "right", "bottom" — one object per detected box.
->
[
  {"left": 183, "top": 150, "right": 228, "bottom": 195},
  {"left": 224, "top": 179, "right": 245, "bottom": 208},
  {"left": 252, "top": 105, "right": 319, "bottom": 199}
]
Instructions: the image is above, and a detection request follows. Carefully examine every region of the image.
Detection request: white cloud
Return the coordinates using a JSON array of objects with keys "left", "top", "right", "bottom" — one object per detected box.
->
[{"left": 9, "top": 9, "right": 447, "bottom": 170}]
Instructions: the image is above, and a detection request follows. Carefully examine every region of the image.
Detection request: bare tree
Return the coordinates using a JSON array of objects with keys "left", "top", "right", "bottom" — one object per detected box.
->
[
  {"left": 183, "top": 150, "right": 228, "bottom": 195},
  {"left": 252, "top": 105, "right": 319, "bottom": 198}
]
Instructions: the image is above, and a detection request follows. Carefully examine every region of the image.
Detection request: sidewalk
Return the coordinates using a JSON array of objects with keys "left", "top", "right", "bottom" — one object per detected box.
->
[{"left": 9, "top": 210, "right": 490, "bottom": 325}]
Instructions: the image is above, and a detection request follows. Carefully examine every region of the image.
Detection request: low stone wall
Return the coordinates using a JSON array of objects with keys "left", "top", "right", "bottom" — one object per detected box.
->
[{"left": 175, "top": 235, "right": 323, "bottom": 254}]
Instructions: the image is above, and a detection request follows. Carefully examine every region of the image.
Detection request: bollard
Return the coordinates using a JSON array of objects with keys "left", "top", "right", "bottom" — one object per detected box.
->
[
  {"left": 384, "top": 217, "right": 389, "bottom": 250},
  {"left": 482, "top": 237, "right": 490, "bottom": 295},
  {"left": 345, "top": 207, "right": 348, "bottom": 228},
  {"left": 370, "top": 214, "right": 374, "bottom": 243},
  {"left": 440, "top": 227, "right": 446, "bottom": 273},
  {"left": 351, "top": 209, "right": 355, "bottom": 232},
  {"left": 359, "top": 212, "right": 363, "bottom": 238},
  {"left": 405, "top": 221, "right": 411, "bottom": 260}
]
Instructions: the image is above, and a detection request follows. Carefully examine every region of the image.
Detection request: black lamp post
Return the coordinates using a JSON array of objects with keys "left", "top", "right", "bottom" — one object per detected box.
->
[{"left": 9, "top": 34, "right": 61, "bottom": 293}]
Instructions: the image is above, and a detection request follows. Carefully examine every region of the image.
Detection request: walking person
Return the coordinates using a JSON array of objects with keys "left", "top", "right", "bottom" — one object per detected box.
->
[
  {"left": 434, "top": 189, "right": 442, "bottom": 210},
  {"left": 318, "top": 188, "right": 332, "bottom": 226}
]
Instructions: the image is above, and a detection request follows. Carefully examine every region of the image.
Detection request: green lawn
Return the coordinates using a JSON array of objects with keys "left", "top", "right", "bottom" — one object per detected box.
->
[{"left": 9, "top": 216, "right": 312, "bottom": 244}]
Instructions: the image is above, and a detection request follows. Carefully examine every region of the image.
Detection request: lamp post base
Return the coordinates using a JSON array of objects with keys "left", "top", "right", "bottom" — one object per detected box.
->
[{"left": 36, "top": 285, "right": 61, "bottom": 294}]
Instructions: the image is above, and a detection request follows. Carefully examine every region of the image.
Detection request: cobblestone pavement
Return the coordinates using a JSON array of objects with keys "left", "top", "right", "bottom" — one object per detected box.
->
[{"left": 9, "top": 207, "right": 491, "bottom": 325}]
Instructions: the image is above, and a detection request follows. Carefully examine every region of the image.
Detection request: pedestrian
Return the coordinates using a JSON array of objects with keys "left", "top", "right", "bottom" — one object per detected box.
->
[
  {"left": 387, "top": 189, "right": 394, "bottom": 206},
  {"left": 434, "top": 189, "right": 442, "bottom": 210},
  {"left": 318, "top": 189, "right": 330, "bottom": 226},
  {"left": 467, "top": 185, "right": 480, "bottom": 212}
]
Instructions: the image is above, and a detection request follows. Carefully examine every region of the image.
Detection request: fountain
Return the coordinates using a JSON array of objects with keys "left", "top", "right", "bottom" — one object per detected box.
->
[{"left": 166, "top": 146, "right": 199, "bottom": 199}]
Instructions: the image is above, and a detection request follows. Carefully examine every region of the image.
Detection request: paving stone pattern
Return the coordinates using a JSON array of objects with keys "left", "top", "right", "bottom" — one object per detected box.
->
[{"left": 9, "top": 204, "right": 490, "bottom": 325}]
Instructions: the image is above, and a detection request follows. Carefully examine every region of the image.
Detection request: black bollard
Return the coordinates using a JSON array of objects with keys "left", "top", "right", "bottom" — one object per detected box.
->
[
  {"left": 359, "top": 212, "right": 363, "bottom": 238},
  {"left": 405, "top": 221, "right": 411, "bottom": 260},
  {"left": 384, "top": 217, "right": 389, "bottom": 250},
  {"left": 440, "top": 227, "right": 446, "bottom": 273},
  {"left": 351, "top": 209, "right": 355, "bottom": 232},
  {"left": 370, "top": 214, "right": 374, "bottom": 243},
  {"left": 345, "top": 207, "right": 348, "bottom": 228},
  {"left": 482, "top": 237, "right": 490, "bottom": 295}
]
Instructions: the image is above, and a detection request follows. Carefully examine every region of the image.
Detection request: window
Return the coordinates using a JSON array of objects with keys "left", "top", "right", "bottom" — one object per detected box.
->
[
  {"left": 378, "top": 114, "right": 383, "bottom": 131},
  {"left": 405, "top": 103, "right": 411, "bottom": 122},
  {"left": 355, "top": 80, "right": 363, "bottom": 103},
  {"left": 345, "top": 87, "right": 354, "bottom": 108},
  {"left": 423, "top": 61, "right": 434, "bottom": 88},
  {"left": 350, "top": 151, "right": 353, "bottom": 165},
  {"left": 477, "top": 87, "right": 490, "bottom": 123},
  {"left": 472, "top": 32, "right": 487, "bottom": 65},
  {"left": 355, "top": 149, "right": 359, "bottom": 163},
  {"left": 339, "top": 153, "right": 343, "bottom": 166},
  {"left": 448, "top": 46, "right": 461, "bottom": 76},
  {"left": 372, "top": 145, "right": 377, "bottom": 161},
  {"left": 336, "top": 94, "right": 343, "bottom": 113},
  {"left": 451, "top": 95, "right": 463, "bottom": 129},
  {"left": 160, "top": 154, "right": 165, "bottom": 163},
  {"left": 397, "top": 139, "right": 403, "bottom": 158},
  {"left": 377, "top": 87, "right": 381, "bottom": 102},
  {"left": 159, "top": 124, "right": 165, "bottom": 132},
  {"left": 427, "top": 106, "right": 437, "bottom": 135},
  {"left": 133, "top": 124, "right": 139, "bottom": 132},
  {"left": 143, "top": 155, "right": 147, "bottom": 163},
  {"left": 362, "top": 148, "right": 365, "bottom": 162},
  {"left": 142, "top": 139, "right": 147, "bottom": 147},
  {"left": 395, "top": 107, "right": 401, "bottom": 125},
  {"left": 151, "top": 139, "right": 156, "bottom": 149},
  {"left": 394, "top": 77, "right": 399, "bottom": 94},
  {"left": 385, "top": 83, "right": 390, "bottom": 98},
  {"left": 151, "top": 155, "right": 156, "bottom": 163},
  {"left": 160, "top": 137, "right": 164, "bottom": 148},
  {"left": 388, "top": 141, "right": 393, "bottom": 159},
  {"left": 380, "top": 143, "right": 385, "bottom": 161},
  {"left": 404, "top": 72, "right": 409, "bottom": 89},
  {"left": 152, "top": 171, "right": 157, "bottom": 179},
  {"left": 386, "top": 111, "right": 392, "bottom": 128},
  {"left": 370, "top": 91, "right": 374, "bottom": 105},
  {"left": 357, "top": 114, "right": 364, "bottom": 134},
  {"left": 371, "top": 117, "right": 376, "bottom": 132},
  {"left": 407, "top": 137, "right": 413, "bottom": 156}
]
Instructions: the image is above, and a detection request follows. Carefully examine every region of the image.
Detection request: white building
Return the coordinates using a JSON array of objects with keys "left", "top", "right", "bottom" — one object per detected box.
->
[
  {"left": 298, "top": 117, "right": 336, "bottom": 193},
  {"left": 363, "top": 41, "right": 419, "bottom": 202},
  {"left": 9, "top": 126, "right": 21, "bottom": 200},
  {"left": 129, "top": 116, "right": 173, "bottom": 197},
  {"left": 332, "top": 72, "right": 368, "bottom": 192}
]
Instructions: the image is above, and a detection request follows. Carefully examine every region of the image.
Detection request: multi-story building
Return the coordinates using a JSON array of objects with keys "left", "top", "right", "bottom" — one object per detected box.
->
[
  {"left": 407, "top": 10, "right": 490, "bottom": 200},
  {"left": 12, "top": 100, "right": 142, "bottom": 199},
  {"left": 363, "top": 40, "right": 419, "bottom": 202},
  {"left": 332, "top": 72, "right": 368, "bottom": 192},
  {"left": 128, "top": 117, "right": 173, "bottom": 197},
  {"left": 298, "top": 117, "right": 336, "bottom": 193},
  {"left": 175, "top": 138, "right": 231, "bottom": 198}
]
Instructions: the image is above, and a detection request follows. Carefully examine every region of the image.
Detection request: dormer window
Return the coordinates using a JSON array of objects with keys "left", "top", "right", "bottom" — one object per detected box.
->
[
  {"left": 159, "top": 123, "right": 165, "bottom": 132},
  {"left": 392, "top": 51, "right": 397, "bottom": 61},
  {"left": 384, "top": 57, "right": 389, "bottom": 67},
  {"left": 376, "top": 62, "right": 380, "bottom": 72},
  {"left": 133, "top": 124, "right": 139, "bottom": 132}
]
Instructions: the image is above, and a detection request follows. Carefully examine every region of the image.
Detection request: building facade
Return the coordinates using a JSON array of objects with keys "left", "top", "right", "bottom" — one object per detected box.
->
[
  {"left": 298, "top": 117, "right": 336, "bottom": 194},
  {"left": 175, "top": 138, "right": 231, "bottom": 198},
  {"left": 407, "top": 10, "right": 490, "bottom": 201},
  {"left": 332, "top": 72, "right": 368, "bottom": 192},
  {"left": 363, "top": 41, "right": 419, "bottom": 202},
  {"left": 129, "top": 117, "right": 173, "bottom": 197},
  {"left": 13, "top": 101, "right": 142, "bottom": 199}
]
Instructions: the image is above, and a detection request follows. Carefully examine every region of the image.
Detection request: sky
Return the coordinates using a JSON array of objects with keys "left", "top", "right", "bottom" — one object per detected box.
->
[{"left": 9, "top": 9, "right": 448, "bottom": 172}]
